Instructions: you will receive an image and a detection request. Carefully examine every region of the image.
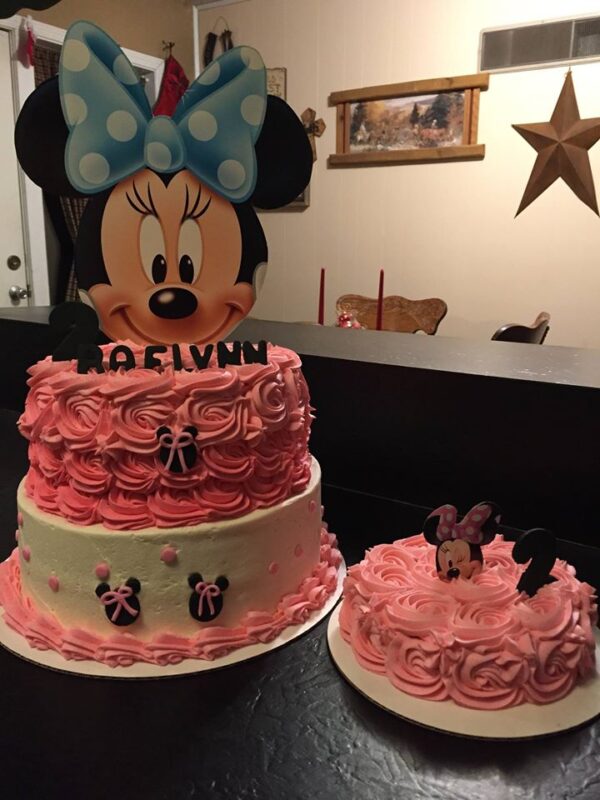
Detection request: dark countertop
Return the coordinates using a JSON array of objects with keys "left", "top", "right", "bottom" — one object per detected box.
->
[
  {"left": 3, "top": 306, "right": 600, "bottom": 389},
  {"left": 0, "top": 408, "right": 599, "bottom": 800}
]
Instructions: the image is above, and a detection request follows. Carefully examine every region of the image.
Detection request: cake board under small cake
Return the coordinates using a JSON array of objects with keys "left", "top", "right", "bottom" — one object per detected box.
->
[
  {"left": 0, "top": 560, "right": 345, "bottom": 679},
  {"left": 327, "top": 605, "right": 600, "bottom": 740}
]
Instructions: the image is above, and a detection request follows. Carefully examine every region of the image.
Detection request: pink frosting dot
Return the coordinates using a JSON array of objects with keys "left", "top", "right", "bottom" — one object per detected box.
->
[
  {"left": 17, "top": 512, "right": 23, "bottom": 527},
  {"left": 15, "top": 530, "right": 20, "bottom": 543},
  {"left": 160, "top": 546, "right": 178, "bottom": 565},
  {"left": 268, "top": 562, "right": 279, "bottom": 575},
  {"left": 294, "top": 544, "right": 304, "bottom": 558},
  {"left": 48, "top": 576, "right": 60, "bottom": 593},
  {"left": 22, "top": 546, "right": 31, "bottom": 562},
  {"left": 95, "top": 562, "right": 110, "bottom": 580},
  {"left": 309, "top": 500, "right": 317, "bottom": 513}
]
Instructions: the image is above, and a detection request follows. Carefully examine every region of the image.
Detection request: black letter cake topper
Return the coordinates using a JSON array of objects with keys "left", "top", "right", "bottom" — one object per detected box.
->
[
  {"left": 423, "top": 501, "right": 502, "bottom": 581},
  {"left": 15, "top": 21, "right": 312, "bottom": 347},
  {"left": 512, "top": 528, "right": 557, "bottom": 597}
]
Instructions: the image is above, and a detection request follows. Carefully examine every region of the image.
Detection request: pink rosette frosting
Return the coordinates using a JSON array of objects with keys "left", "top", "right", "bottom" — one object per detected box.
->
[
  {"left": 0, "top": 530, "right": 341, "bottom": 667},
  {"left": 18, "top": 343, "right": 312, "bottom": 530},
  {"left": 64, "top": 451, "right": 113, "bottom": 496},
  {"left": 341, "top": 534, "right": 597, "bottom": 709},
  {"left": 98, "top": 488, "right": 155, "bottom": 530},
  {"left": 56, "top": 486, "right": 100, "bottom": 526}
]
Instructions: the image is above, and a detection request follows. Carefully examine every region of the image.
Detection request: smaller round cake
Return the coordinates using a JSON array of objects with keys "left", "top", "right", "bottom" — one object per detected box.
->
[{"left": 340, "top": 534, "right": 597, "bottom": 710}]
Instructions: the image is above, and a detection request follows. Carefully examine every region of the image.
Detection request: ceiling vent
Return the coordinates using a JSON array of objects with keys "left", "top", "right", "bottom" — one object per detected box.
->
[{"left": 480, "top": 15, "right": 600, "bottom": 72}]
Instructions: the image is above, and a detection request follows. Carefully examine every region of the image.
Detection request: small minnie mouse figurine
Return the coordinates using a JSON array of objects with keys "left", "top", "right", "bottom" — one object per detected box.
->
[
  {"left": 15, "top": 21, "right": 312, "bottom": 346},
  {"left": 422, "top": 501, "right": 501, "bottom": 581}
]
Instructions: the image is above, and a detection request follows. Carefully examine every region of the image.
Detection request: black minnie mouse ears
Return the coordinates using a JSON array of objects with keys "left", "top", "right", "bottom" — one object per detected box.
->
[
  {"left": 15, "top": 76, "right": 84, "bottom": 198},
  {"left": 252, "top": 95, "right": 313, "bottom": 209}
]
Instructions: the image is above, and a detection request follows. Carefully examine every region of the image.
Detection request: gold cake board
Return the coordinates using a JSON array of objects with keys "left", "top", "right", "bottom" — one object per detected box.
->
[
  {"left": 327, "top": 604, "right": 600, "bottom": 739},
  {"left": 0, "top": 561, "right": 345, "bottom": 679}
]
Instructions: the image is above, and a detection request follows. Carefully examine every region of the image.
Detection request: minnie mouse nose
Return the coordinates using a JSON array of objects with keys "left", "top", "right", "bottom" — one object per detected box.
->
[
  {"left": 149, "top": 288, "right": 198, "bottom": 320},
  {"left": 447, "top": 567, "right": 460, "bottom": 580}
]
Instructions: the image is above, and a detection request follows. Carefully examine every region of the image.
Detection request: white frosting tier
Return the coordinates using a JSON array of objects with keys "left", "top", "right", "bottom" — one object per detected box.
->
[{"left": 16, "top": 459, "right": 323, "bottom": 640}]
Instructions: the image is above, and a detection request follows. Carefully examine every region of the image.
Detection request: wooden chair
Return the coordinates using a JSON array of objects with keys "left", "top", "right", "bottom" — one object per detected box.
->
[
  {"left": 492, "top": 312, "right": 550, "bottom": 344},
  {"left": 336, "top": 294, "right": 447, "bottom": 334}
]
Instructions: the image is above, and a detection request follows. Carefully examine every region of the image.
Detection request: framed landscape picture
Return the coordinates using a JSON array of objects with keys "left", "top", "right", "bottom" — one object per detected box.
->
[{"left": 329, "top": 72, "right": 489, "bottom": 167}]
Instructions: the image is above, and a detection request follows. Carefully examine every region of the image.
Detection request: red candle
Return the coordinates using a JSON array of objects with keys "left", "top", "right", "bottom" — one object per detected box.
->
[
  {"left": 376, "top": 269, "right": 384, "bottom": 330},
  {"left": 318, "top": 268, "right": 325, "bottom": 325}
]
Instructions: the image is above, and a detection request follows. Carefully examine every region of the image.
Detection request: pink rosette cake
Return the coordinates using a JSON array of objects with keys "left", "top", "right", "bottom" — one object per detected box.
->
[
  {"left": 20, "top": 343, "right": 312, "bottom": 528},
  {"left": 340, "top": 535, "right": 597, "bottom": 710},
  {"left": 0, "top": 342, "right": 342, "bottom": 667}
]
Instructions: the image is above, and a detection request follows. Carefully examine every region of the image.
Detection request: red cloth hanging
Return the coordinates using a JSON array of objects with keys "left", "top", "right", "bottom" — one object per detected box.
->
[
  {"left": 153, "top": 55, "right": 189, "bottom": 117},
  {"left": 25, "top": 17, "right": 36, "bottom": 67}
]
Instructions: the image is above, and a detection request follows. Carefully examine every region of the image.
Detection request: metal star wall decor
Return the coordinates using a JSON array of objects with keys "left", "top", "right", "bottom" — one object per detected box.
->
[{"left": 513, "top": 71, "right": 600, "bottom": 216}]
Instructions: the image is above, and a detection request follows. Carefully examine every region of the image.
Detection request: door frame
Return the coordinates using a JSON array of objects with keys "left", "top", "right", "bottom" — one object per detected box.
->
[{"left": 0, "top": 15, "right": 164, "bottom": 306}]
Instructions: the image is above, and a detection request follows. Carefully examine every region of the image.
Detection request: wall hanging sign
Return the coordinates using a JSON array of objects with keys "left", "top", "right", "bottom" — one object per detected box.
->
[
  {"left": 328, "top": 72, "right": 489, "bottom": 167},
  {"left": 513, "top": 70, "right": 600, "bottom": 216},
  {"left": 266, "top": 68, "right": 287, "bottom": 99}
]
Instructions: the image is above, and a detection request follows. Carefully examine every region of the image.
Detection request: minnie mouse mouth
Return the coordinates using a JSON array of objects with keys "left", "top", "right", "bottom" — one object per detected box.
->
[
  {"left": 116, "top": 304, "right": 240, "bottom": 346},
  {"left": 116, "top": 309, "right": 164, "bottom": 345}
]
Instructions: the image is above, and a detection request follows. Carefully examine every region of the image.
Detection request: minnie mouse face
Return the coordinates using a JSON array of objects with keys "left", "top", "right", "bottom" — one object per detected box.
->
[
  {"left": 423, "top": 501, "right": 501, "bottom": 581},
  {"left": 91, "top": 169, "right": 253, "bottom": 344},
  {"left": 436, "top": 538, "right": 481, "bottom": 580},
  {"left": 15, "top": 23, "right": 312, "bottom": 346}
]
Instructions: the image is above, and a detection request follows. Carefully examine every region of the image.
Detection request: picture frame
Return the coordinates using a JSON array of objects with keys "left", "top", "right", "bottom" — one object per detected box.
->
[{"left": 328, "top": 72, "right": 489, "bottom": 167}]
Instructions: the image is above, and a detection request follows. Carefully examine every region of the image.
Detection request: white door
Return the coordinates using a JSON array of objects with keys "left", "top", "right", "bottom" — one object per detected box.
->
[{"left": 0, "top": 28, "right": 29, "bottom": 307}]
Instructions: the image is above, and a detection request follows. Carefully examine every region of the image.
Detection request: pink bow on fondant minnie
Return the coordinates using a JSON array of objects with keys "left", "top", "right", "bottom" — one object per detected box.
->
[{"left": 425, "top": 502, "right": 497, "bottom": 544}]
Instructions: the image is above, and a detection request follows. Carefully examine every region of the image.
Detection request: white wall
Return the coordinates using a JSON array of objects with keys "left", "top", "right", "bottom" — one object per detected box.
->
[{"left": 198, "top": 0, "right": 600, "bottom": 348}]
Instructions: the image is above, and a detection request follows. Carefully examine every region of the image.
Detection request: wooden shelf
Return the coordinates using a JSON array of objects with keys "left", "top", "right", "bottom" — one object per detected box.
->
[
  {"left": 328, "top": 144, "right": 485, "bottom": 167},
  {"left": 328, "top": 72, "right": 489, "bottom": 106}
]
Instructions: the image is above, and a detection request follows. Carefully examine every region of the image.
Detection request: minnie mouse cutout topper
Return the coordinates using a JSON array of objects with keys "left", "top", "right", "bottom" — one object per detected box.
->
[
  {"left": 15, "top": 21, "right": 312, "bottom": 346},
  {"left": 423, "top": 501, "right": 502, "bottom": 580}
]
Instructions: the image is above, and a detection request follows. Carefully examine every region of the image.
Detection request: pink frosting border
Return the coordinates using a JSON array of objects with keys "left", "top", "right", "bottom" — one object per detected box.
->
[
  {"left": 340, "top": 535, "right": 598, "bottom": 709},
  {"left": 19, "top": 343, "right": 313, "bottom": 530},
  {"left": 0, "top": 530, "right": 341, "bottom": 667}
]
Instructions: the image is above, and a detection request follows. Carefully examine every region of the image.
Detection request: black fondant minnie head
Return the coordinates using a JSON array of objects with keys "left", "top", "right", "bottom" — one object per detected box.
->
[
  {"left": 188, "top": 573, "right": 229, "bottom": 622},
  {"left": 157, "top": 425, "right": 198, "bottom": 473},
  {"left": 95, "top": 577, "right": 141, "bottom": 626},
  {"left": 15, "top": 21, "right": 312, "bottom": 346},
  {"left": 423, "top": 501, "right": 501, "bottom": 581}
]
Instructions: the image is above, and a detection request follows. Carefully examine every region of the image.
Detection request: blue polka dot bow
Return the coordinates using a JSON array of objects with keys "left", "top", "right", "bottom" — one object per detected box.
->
[{"left": 59, "top": 21, "right": 267, "bottom": 202}]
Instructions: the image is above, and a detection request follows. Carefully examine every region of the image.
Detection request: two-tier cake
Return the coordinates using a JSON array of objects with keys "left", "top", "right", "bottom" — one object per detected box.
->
[{"left": 0, "top": 343, "right": 341, "bottom": 667}]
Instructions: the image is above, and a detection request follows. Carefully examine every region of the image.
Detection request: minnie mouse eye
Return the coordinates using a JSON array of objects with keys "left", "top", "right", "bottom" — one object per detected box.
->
[
  {"left": 178, "top": 218, "right": 203, "bottom": 284},
  {"left": 179, "top": 255, "right": 194, "bottom": 284},
  {"left": 140, "top": 215, "right": 167, "bottom": 284},
  {"left": 152, "top": 255, "right": 167, "bottom": 283}
]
